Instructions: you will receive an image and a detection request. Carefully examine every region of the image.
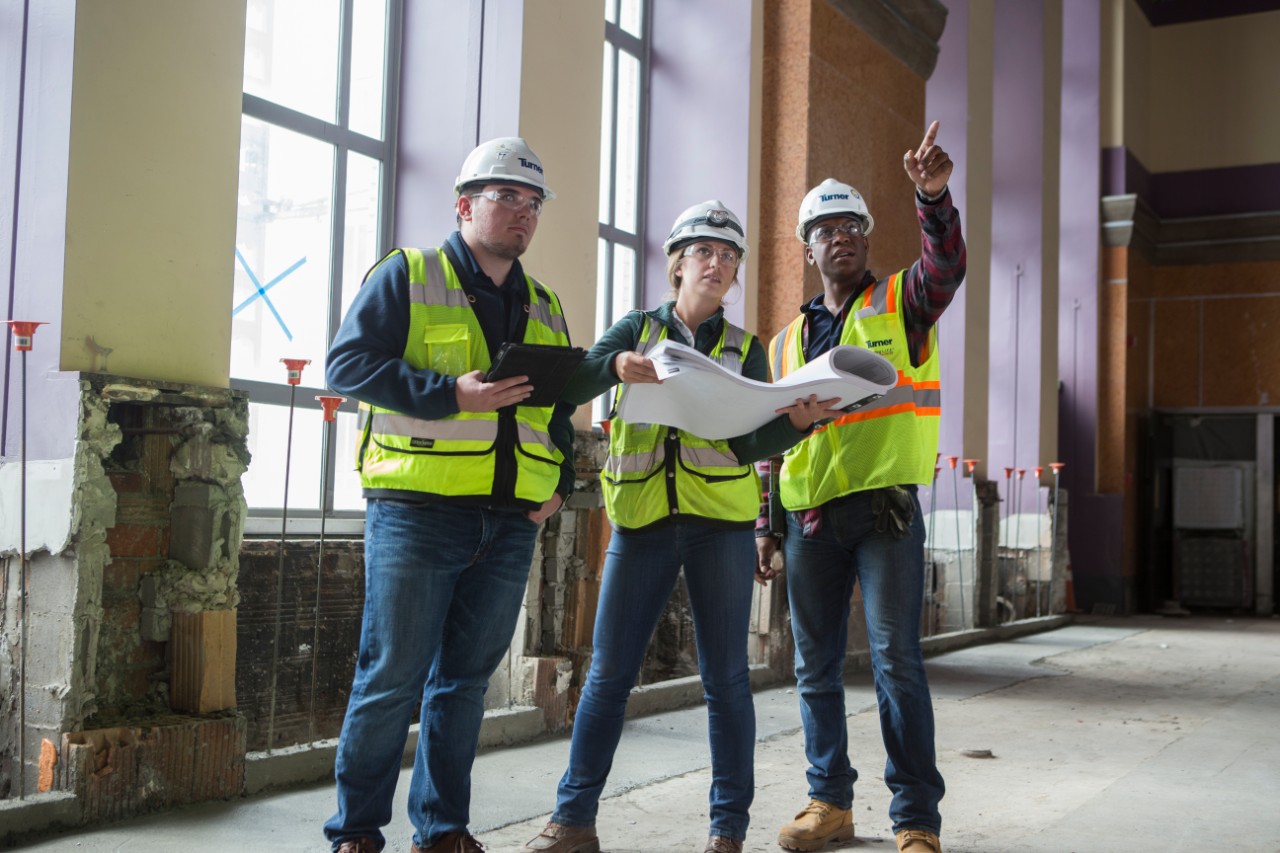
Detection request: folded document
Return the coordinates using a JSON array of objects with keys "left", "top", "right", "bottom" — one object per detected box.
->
[{"left": 616, "top": 339, "right": 898, "bottom": 440}]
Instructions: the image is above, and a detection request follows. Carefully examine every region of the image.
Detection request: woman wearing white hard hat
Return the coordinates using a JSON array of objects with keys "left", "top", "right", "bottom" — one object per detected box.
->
[{"left": 523, "top": 202, "right": 841, "bottom": 853}]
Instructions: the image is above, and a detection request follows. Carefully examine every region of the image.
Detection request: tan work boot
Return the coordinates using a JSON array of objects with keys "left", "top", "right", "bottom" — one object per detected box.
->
[
  {"left": 522, "top": 821, "right": 600, "bottom": 853},
  {"left": 896, "top": 828, "right": 942, "bottom": 852},
  {"left": 777, "top": 800, "right": 854, "bottom": 851}
]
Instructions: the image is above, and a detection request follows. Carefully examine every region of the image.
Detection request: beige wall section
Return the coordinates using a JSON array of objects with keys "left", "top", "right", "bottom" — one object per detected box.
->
[
  {"left": 1039, "top": 0, "right": 1062, "bottom": 487},
  {"left": 61, "top": 0, "right": 246, "bottom": 388},
  {"left": 1107, "top": 0, "right": 1151, "bottom": 164},
  {"left": 743, "top": 0, "right": 765, "bottom": 329},
  {"left": 518, "top": 0, "right": 602, "bottom": 430},
  {"left": 963, "top": 0, "right": 993, "bottom": 476},
  {"left": 1100, "top": 0, "right": 1123, "bottom": 149},
  {"left": 1148, "top": 11, "right": 1280, "bottom": 172}
]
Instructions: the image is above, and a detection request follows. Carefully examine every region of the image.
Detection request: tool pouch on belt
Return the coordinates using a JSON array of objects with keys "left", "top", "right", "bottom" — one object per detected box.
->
[{"left": 872, "top": 486, "right": 914, "bottom": 540}]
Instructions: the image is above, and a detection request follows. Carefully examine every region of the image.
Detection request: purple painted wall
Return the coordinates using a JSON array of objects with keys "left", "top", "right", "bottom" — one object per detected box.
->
[
  {"left": 393, "top": 0, "right": 523, "bottom": 248},
  {"left": 1059, "top": 0, "right": 1122, "bottom": 609},
  {"left": 987, "top": 0, "right": 1046, "bottom": 513},
  {"left": 644, "top": 0, "right": 753, "bottom": 327},
  {"left": 927, "top": 0, "right": 970, "bottom": 507},
  {"left": 1102, "top": 145, "right": 1278, "bottom": 219},
  {"left": 1, "top": 0, "right": 81, "bottom": 463}
]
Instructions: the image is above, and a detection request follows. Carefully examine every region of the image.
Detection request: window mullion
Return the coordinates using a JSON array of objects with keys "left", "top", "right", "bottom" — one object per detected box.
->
[{"left": 337, "top": 0, "right": 355, "bottom": 128}]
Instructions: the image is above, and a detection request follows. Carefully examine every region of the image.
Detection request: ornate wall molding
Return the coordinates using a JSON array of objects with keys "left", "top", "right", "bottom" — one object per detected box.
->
[{"left": 1102, "top": 194, "right": 1280, "bottom": 264}]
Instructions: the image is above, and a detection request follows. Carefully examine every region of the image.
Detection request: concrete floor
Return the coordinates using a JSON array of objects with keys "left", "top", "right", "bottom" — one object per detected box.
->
[{"left": 7, "top": 615, "right": 1280, "bottom": 853}]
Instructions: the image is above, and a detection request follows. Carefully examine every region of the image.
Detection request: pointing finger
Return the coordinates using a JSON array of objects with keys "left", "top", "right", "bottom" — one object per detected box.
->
[{"left": 916, "top": 120, "right": 940, "bottom": 161}]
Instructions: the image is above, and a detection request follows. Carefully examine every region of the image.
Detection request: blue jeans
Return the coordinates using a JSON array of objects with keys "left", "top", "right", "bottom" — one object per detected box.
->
[
  {"left": 552, "top": 524, "right": 757, "bottom": 841},
  {"left": 324, "top": 500, "right": 538, "bottom": 851},
  {"left": 785, "top": 487, "right": 945, "bottom": 835}
]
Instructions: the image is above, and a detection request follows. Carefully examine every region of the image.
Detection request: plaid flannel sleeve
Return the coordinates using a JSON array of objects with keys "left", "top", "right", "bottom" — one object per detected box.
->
[{"left": 901, "top": 188, "right": 967, "bottom": 361}]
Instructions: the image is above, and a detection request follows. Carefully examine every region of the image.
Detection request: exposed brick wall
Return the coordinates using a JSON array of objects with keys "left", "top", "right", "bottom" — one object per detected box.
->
[
  {"left": 62, "top": 716, "right": 245, "bottom": 821},
  {"left": 94, "top": 407, "right": 179, "bottom": 722},
  {"left": 236, "top": 539, "right": 364, "bottom": 751}
]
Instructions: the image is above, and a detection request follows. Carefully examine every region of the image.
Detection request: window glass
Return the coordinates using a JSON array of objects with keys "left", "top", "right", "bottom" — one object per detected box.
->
[
  {"left": 341, "top": 153, "right": 383, "bottom": 323},
  {"left": 243, "top": 401, "right": 323, "bottom": 511},
  {"left": 618, "top": 0, "right": 643, "bottom": 36},
  {"left": 237, "top": 0, "right": 396, "bottom": 522},
  {"left": 612, "top": 243, "right": 636, "bottom": 324},
  {"left": 232, "top": 118, "right": 335, "bottom": 383},
  {"left": 613, "top": 50, "right": 641, "bottom": 234},
  {"left": 232, "top": 118, "right": 335, "bottom": 381},
  {"left": 333, "top": 410, "right": 365, "bottom": 511},
  {"left": 243, "top": 0, "right": 341, "bottom": 122},
  {"left": 595, "top": 236, "right": 610, "bottom": 337},
  {"left": 598, "top": 44, "right": 615, "bottom": 225},
  {"left": 349, "top": 0, "right": 389, "bottom": 138}
]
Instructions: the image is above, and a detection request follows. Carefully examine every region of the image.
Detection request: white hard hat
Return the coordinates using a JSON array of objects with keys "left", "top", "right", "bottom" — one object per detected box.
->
[
  {"left": 796, "top": 178, "right": 874, "bottom": 242},
  {"left": 454, "top": 137, "right": 555, "bottom": 200},
  {"left": 662, "top": 200, "right": 749, "bottom": 258}
]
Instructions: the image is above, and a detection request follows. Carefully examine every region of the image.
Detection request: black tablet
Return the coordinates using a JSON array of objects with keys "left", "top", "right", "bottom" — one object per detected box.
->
[{"left": 485, "top": 343, "right": 586, "bottom": 407}]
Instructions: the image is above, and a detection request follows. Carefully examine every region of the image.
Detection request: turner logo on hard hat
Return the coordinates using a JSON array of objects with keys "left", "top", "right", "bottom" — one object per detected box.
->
[
  {"left": 797, "top": 178, "right": 874, "bottom": 241},
  {"left": 454, "top": 137, "right": 555, "bottom": 199}
]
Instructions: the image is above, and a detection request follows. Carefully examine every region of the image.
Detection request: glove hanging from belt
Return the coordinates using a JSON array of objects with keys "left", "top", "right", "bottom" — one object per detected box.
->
[{"left": 872, "top": 485, "right": 914, "bottom": 540}]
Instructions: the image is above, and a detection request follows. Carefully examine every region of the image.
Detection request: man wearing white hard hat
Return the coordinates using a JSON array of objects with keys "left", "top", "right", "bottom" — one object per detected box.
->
[
  {"left": 323, "top": 137, "right": 576, "bottom": 853},
  {"left": 758, "top": 121, "right": 966, "bottom": 853}
]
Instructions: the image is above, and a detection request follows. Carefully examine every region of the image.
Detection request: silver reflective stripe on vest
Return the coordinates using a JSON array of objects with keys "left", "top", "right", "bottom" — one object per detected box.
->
[
  {"left": 637, "top": 316, "right": 745, "bottom": 375},
  {"left": 853, "top": 384, "right": 914, "bottom": 413},
  {"left": 409, "top": 249, "right": 470, "bottom": 308},
  {"left": 370, "top": 412, "right": 498, "bottom": 442},
  {"left": 712, "top": 325, "right": 746, "bottom": 373},
  {"left": 846, "top": 383, "right": 938, "bottom": 413},
  {"left": 636, "top": 316, "right": 664, "bottom": 356},
  {"left": 516, "top": 422, "right": 557, "bottom": 454},
  {"left": 682, "top": 444, "right": 742, "bottom": 468},
  {"left": 867, "top": 279, "right": 892, "bottom": 315},
  {"left": 606, "top": 445, "right": 666, "bottom": 477},
  {"left": 528, "top": 296, "right": 569, "bottom": 335}
]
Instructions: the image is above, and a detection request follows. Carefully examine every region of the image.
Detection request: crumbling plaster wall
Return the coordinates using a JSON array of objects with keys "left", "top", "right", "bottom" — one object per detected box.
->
[{"left": 2, "top": 377, "right": 249, "bottom": 796}]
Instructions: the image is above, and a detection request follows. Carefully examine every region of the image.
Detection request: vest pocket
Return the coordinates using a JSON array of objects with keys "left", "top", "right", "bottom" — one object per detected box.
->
[{"left": 423, "top": 324, "right": 472, "bottom": 375}]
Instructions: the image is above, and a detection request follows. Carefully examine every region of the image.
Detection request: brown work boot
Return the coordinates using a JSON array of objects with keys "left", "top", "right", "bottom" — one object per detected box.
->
[
  {"left": 705, "top": 836, "right": 744, "bottom": 853},
  {"left": 412, "top": 832, "right": 486, "bottom": 853},
  {"left": 896, "top": 829, "right": 942, "bottom": 852},
  {"left": 336, "top": 840, "right": 379, "bottom": 853},
  {"left": 777, "top": 799, "right": 855, "bottom": 851},
  {"left": 522, "top": 820, "right": 601, "bottom": 853}
]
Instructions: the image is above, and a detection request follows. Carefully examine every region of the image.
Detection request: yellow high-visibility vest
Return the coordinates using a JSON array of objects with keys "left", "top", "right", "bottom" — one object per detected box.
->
[
  {"left": 355, "top": 247, "right": 571, "bottom": 506},
  {"left": 770, "top": 270, "right": 941, "bottom": 510},
  {"left": 604, "top": 315, "right": 761, "bottom": 531}
]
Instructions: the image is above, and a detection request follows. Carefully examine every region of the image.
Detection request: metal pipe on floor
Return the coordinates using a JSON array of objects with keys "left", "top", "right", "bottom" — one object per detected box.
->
[
  {"left": 1033, "top": 466, "right": 1044, "bottom": 617},
  {"left": 1049, "top": 462, "right": 1066, "bottom": 613},
  {"left": 924, "top": 459, "right": 940, "bottom": 637},
  {"left": 947, "top": 456, "right": 966, "bottom": 629},
  {"left": 1016, "top": 468, "right": 1027, "bottom": 616},
  {"left": 309, "top": 395, "right": 345, "bottom": 743},
  {"left": 5, "top": 320, "right": 45, "bottom": 799},
  {"left": 267, "top": 358, "right": 310, "bottom": 753}
]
